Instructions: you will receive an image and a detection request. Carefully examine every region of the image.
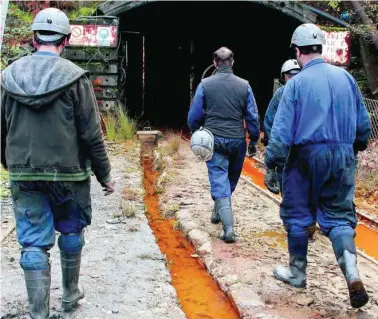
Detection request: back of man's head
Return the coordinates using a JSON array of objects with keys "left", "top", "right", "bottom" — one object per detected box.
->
[
  {"left": 213, "top": 47, "right": 234, "bottom": 67},
  {"left": 31, "top": 8, "right": 71, "bottom": 48}
]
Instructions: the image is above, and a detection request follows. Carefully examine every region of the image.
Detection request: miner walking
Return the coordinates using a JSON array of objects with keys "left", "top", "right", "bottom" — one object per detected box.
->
[
  {"left": 1, "top": 8, "right": 115, "bottom": 318},
  {"left": 188, "top": 47, "right": 260, "bottom": 243},
  {"left": 262, "top": 58, "right": 301, "bottom": 194},
  {"left": 265, "top": 23, "right": 371, "bottom": 308}
]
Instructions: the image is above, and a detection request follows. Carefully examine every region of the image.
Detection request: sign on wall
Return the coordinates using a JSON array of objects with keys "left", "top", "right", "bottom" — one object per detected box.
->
[
  {"left": 69, "top": 24, "right": 118, "bottom": 47},
  {"left": 321, "top": 30, "right": 352, "bottom": 66}
]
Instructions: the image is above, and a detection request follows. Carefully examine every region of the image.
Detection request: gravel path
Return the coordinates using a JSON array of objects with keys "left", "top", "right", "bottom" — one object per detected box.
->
[{"left": 1, "top": 148, "right": 186, "bottom": 319}]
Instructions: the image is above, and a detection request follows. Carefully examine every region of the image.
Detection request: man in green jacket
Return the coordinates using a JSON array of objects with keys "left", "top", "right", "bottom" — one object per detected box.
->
[{"left": 1, "top": 8, "right": 114, "bottom": 318}]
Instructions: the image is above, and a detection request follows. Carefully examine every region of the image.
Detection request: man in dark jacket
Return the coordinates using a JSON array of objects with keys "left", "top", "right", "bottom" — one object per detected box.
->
[
  {"left": 187, "top": 47, "right": 260, "bottom": 243},
  {"left": 1, "top": 8, "right": 114, "bottom": 318}
]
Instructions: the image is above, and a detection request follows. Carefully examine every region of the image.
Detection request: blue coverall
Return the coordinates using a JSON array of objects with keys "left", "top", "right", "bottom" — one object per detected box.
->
[
  {"left": 265, "top": 59, "right": 371, "bottom": 259},
  {"left": 264, "top": 85, "right": 285, "bottom": 193},
  {"left": 264, "top": 85, "right": 284, "bottom": 141},
  {"left": 188, "top": 83, "right": 260, "bottom": 200}
]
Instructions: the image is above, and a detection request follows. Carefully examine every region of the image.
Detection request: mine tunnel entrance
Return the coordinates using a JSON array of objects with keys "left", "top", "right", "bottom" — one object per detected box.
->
[{"left": 117, "top": 1, "right": 302, "bottom": 130}]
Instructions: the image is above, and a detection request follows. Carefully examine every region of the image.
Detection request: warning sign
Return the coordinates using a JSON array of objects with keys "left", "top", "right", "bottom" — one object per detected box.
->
[
  {"left": 321, "top": 30, "right": 351, "bottom": 66},
  {"left": 68, "top": 24, "right": 118, "bottom": 47},
  {"left": 71, "top": 26, "right": 82, "bottom": 38}
]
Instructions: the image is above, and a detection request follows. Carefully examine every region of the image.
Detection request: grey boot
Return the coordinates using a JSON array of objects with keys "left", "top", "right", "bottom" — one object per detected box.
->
[
  {"left": 211, "top": 204, "right": 220, "bottom": 224},
  {"left": 273, "top": 256, "right": 307, "bottom": 288},
  {"left": 61, "top": 251, "right": 85, "bottom": 311},
  {"left": 216, "top": 197, "right": 235, "bottom": 243},
  {"left": 337, "top": 250, "right": 369, "bottom": 308},
  {"left": 24, "top": 267, "right": 51, "bottom": 319}
]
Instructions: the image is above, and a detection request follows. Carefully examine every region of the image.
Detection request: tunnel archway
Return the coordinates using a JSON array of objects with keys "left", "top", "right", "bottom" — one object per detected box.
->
[{"left": 98, "top": 1, "right": 317, "bottom": 131}]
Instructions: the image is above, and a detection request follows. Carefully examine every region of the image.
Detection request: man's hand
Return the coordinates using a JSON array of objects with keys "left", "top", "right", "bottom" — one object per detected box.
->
[
  {"left": 264, "top": 168, "right": 280, "bottom": 194},
  {"left": 101, "top": 180, "right": 115, "bottom": 196},
  {"left": 247, "top": 143, "right": 257, "bottom": 157}
]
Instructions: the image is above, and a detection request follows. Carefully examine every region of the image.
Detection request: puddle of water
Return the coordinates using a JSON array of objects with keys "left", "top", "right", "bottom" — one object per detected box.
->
[
  {"left": 254, "top": 231, "right": 287, "bottom": 248},
  {"left": 141, "top": 140, "right": 240, "bottom": 319},
  {"left": 242, "top": 157, "right": 378, "bottom": 261}
]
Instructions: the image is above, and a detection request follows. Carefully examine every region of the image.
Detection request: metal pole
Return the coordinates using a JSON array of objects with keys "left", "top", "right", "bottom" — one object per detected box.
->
[{"left": 0, "top": 0, "right": 10, "bottom": 52}]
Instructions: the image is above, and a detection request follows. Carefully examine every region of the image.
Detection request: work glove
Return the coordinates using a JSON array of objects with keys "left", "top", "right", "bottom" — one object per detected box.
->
[
  {"left": 264, "top": 168, "right": 280, "bottom": 194},
  {"left": 247, "top": 143, "right": 257, "bottom": 157},
  {"left": 261, "top": 136, "right": 269, "bottom": 147}
]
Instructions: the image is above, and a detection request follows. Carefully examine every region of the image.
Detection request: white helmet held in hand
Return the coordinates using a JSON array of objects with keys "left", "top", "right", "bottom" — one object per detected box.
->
[
  {"left": 290, "top": 23, "right": 326, "bottom": 48},
  {"left": 281, "top": 59, "right": 301, "bottom": 75},
  {"left": 190, "top": 127, "right": 214, "bottom": 161}
]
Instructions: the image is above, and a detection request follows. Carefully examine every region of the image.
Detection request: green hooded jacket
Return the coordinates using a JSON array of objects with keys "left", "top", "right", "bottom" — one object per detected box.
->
[{"left": 1, "top": 52, "right": 111, "bottom": 183}]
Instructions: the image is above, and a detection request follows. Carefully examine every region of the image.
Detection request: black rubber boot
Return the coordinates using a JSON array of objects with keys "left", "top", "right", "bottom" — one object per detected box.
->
[
  {"left": 210, "top": 204, "right": 220, "bottom": 224},
  {"left": 216, "top": 197, "right": 235, "bottom": 243},
  {"left": 24, "top": 267, "right": 51, "bottom": 319},
  {"left": 273, "top": 256, "right": 307, "bottom": 288},
  {"left": 337, "top": 250, "right": 369, "bottom": 308},
  {"left": 61, "top": 251, "right": 85, "bottom": 311}
]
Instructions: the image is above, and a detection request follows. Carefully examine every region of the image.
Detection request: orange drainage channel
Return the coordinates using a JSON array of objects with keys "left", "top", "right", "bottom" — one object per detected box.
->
[
  {"left": 242, "top": 157, "right": 378, "bottom": 262},
  {"left": 141, "top": 142, "right": 240, "bottom": 319}
]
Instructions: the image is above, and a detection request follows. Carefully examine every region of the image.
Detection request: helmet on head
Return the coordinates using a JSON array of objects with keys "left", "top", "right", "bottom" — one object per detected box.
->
[
  {"left": 213, "top": 47, "right": 234, "bottom": 62},
  {"left": 31, "top": 8, "right": 70, "bottom": 42},
  {"left": 190, "top": 127, "right": 214, "bottom": 161},
  {"left": 281, "top": 59, "right": 301, "bottom": 75},
  {"left": 290, "top": 23, "right": 326, "bottom": 48}
]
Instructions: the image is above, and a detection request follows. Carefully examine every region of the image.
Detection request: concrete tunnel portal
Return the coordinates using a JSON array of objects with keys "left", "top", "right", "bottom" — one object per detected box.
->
[{"left": 98, "top": 1, "right": 316, "bottom": 131}]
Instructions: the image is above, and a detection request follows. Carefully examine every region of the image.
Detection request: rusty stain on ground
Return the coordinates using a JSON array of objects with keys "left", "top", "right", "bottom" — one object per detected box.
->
[{"left": 140, "top": 136, "right": 240, "bottom": 319}]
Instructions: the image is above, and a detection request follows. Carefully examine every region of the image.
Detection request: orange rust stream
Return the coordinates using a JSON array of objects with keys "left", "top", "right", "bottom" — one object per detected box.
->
[
  {"left": 242, "top": 157, "right": 378, "bottom": 262},
  {"left": 141, "top": 141, "right": 240, "bottom": 319}
]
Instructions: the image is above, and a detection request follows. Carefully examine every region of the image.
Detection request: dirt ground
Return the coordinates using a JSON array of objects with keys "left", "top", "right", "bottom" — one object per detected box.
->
[
  {"left": 159, "top": 140, "right": 378, "bottom": 319},
  {"left": 0, "top": 145, "right": 186, "bottom": 319}
]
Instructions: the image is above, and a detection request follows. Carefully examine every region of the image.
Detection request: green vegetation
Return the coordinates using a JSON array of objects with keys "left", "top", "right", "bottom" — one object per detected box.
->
[
  {"left": 68, "top": 5, "right": 98, "bottom": 20},
  {"left": 104, "top": 105, "right": 136, "bottom": 142},
  {"left": 1, "top": 3, "right": 34, "bottom": 69},
  {"left": 7, "top": 2, "right": 34, "bottom": 24}
]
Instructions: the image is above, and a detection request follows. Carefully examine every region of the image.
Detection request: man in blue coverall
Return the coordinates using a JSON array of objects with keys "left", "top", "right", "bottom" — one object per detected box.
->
[
  {"left": 188, "top": 47, "right": 260, "bottom": 243},
  {"left": 262, "top": 59, "right": 301, "bottom": 194},
  {"left": 265, "top": 24, "right": 371, "bottom": 308}
]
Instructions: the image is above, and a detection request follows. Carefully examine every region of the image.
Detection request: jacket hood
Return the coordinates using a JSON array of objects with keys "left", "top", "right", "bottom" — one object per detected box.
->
[{"left": 1, "top": 54, "right": 88, "bottom": 108}]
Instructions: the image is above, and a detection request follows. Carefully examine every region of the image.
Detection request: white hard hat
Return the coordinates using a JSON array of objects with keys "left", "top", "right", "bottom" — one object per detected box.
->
[
  {"left": 31, "top": 8, "right": 71, "bottom": 42},
  {"left": 290, "top": 23, "right": 326, "bottom": 47},
  {"left": 190, "top": 127, "right": 214, "bottom": 161},
  {"left": 281, "top": 59, "right": 301, "bottom": 74}
]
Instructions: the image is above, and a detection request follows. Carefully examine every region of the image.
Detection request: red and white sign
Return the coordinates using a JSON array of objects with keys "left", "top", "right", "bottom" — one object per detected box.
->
[
  {"left": 321, "top": 30, "right": 352, "bottom": 66},
  {"left": 69, "top": 24, "right": 118, "bottom": 47}
]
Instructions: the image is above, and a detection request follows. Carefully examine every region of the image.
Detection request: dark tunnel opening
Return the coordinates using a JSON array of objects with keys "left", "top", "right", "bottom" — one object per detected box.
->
[{"left": 119, "top": 1, "right": 301, "bottom": 131}]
